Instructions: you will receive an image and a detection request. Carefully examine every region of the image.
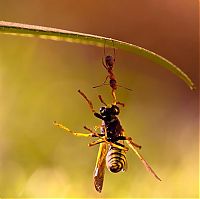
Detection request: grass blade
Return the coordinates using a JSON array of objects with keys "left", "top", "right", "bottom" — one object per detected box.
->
[{"left": 0, "top": 21, "right": 195, "bottom": 90}]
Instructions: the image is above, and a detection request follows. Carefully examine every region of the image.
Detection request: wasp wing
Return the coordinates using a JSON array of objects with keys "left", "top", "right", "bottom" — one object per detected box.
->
[
  {"left": 126, "top": 139, "right": 161, "bottom": 181},
  {"left": 93, "top": 142, "right": 108, "bottom": 193}
]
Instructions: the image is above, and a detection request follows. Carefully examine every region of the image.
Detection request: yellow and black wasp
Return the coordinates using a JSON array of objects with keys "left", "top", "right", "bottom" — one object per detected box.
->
[{"left": 54, "top": 90, "right": 161, "bottom": 193}]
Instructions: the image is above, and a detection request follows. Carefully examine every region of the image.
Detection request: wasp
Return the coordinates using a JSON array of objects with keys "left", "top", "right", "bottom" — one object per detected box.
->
[
  {"left": 93, "top": 41, "right": 132, "bottom": 105},
  {"left": 54, "top": 90, "right": 161, "bottom": 193}
]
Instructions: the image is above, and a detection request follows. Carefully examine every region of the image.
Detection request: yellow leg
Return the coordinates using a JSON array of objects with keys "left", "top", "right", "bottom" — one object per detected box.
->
[
  {"left": 126, "top": 137, "right": 142, "bottom": 149},
  {"left": 125, "top": 138, "right": 161, "bottom": 181},
  {"left": 121, "top": 130, "right": 141, "bottom": 149},
  {"left": 83, "top": 126, "right": 100, "bottom": 137},
  {"left": 78, "top": 89, "right": 96, "bottom": 113},
  {"left": 54, "top": 121, "right": 95, "bottom": 137},
  {"left": 88, "top": 139, "right": 105, "bottom": 147},
  {"left": 88, "top": 136, "right": 128, "bottom": 151},
  {"left": 108, "top": 142, "right": 129, "bottom": 151}
]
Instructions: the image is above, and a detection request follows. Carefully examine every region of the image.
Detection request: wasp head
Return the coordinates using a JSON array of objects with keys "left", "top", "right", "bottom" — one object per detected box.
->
[{"left": 100, "top": 104, "right": 120, "bottom": 117}]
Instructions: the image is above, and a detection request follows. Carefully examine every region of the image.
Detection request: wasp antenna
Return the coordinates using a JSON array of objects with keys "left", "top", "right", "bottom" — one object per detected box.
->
[
  {"left": 78, "top": 89, "right": 96, "bottom": 113},
  {"left": 98, "top": 95, "right": 107, "bottom": 106}
]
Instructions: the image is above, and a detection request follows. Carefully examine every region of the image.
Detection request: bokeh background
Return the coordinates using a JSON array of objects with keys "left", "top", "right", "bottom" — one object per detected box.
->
[{"left": 0, "top": 0, "right": 199, "bottom": 198}]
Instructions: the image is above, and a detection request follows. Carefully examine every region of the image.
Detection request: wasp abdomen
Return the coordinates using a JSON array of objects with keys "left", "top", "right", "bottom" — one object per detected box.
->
[{"left": 106, "top": 147, "right": 126, "bottom": 173}]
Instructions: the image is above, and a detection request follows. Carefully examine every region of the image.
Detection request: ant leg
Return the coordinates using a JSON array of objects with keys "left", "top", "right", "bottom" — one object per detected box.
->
[
  {"left": 98, "top": 95, "right": 107, "bottom": 106},
  {"left": 93, "top": 76, "right": 109, "bottom": 89},
  {"left": 78, "top": 89, "right": 96, "bottom": 113},
  {"left": 117, "top": 84, "right": 133, "bottom": 91},
  {"left": 125, "top": 137, "right": 161, "bottom": 181},
  {"left": 53, "top": 121, "right": 97, "bottom": 137},
  {"left": 102, "top": 57, "right": 108, "bottom": 70},
  {"left": 102, "top": 75, "right": 109, "bottom": 84},
  {"left": 93, "top": 83, "right": 109, "bottom": 89},
  {"left": 112, "top": 40, "right": 116, "bottom": 62}
]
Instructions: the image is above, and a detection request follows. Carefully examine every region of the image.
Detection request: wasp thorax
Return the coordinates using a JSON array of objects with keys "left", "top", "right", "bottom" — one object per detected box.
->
[
  {"left": 105, "top": 55, "right": 115, "bottom": 68},
  {"left": 100, "top": 105, "right": 120, "bottom": 116}
]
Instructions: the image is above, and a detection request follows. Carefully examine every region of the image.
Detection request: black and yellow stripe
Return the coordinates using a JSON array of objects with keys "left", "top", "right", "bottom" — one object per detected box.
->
[{"left": 106, "top": 146, "right": 127, "bottom": 173}]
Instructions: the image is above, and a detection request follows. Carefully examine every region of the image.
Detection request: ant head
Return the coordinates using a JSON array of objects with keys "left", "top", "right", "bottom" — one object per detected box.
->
[
  {"left": 105, "top": 55, "right": 115, "bottom": 68},
  {"left": 99, "top": 104, "right": 120, "bottom": 117}
]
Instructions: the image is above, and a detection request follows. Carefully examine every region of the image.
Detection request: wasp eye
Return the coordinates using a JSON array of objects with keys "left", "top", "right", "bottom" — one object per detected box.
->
[
  {"left": 111, "top": 105, "right": 120, "bottom": 115},
  {"left": 100, "top": 107, "right": 106, "bottom": 116}
]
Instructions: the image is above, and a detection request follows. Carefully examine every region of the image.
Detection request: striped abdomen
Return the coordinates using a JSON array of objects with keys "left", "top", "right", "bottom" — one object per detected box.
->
[{"left": 106, "top": 146, "right": 127, "bottom": 173}]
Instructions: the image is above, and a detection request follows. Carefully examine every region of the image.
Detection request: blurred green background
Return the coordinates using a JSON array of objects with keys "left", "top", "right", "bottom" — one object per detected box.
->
[{"left": 0, "top": 0, "right": 199, "bottom": 198}]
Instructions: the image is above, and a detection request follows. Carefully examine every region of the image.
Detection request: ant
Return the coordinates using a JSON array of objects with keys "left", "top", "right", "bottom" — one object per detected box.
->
[{"left": 93, "top": 41, "right": 132, "bottom": 105}]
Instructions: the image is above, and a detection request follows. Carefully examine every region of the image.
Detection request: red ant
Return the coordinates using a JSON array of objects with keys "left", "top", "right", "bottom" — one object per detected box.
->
[{"left": 93, "top": 41, "right": 132, "bottom": 105}]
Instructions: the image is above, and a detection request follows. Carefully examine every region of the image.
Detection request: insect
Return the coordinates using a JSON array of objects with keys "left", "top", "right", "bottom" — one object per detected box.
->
[
  {"left": 93, "top": 41, "right": 132, "bottom": 105},
  {"left": 54, "top": 90, "right": 161, "bottom": 193}
]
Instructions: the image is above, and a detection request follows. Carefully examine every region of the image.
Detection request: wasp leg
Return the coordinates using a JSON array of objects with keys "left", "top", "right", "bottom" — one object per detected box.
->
[
  {"left": 84, "top": 126, "right": 96, "bottom": 133},
  {"left": 84, "top": 126, "right": 106, "bottom": 138},
  {"left": 124, "top": 137, "right": 142, "bottom": 149},
  {"left": 121, "top": 131, "right": 142, "bottom": 149},
  {"left": 78, "top": 89, "right": 96, "bottom": 113},
  {"left": 125, "top": 137, "right": 161, "bottom": 181},
  {"left": 88, "top": 139, "right": 105, "bottom": 147},
  {"left": 109, "top": 142, "right": 129, "bottom": 151},
  {"left": 54, "top": 121, "right": 96, "bottom": 137}
]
